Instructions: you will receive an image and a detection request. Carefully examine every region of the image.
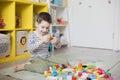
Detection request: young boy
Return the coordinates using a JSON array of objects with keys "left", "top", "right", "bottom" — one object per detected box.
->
[{"left": 14, "top": 12, "right": 69, "bottom": 73}]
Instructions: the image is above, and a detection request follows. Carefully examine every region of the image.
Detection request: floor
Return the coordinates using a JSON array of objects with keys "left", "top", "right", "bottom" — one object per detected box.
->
[{"left": 0, "top": 47, "right": 120, "bottom": 80}]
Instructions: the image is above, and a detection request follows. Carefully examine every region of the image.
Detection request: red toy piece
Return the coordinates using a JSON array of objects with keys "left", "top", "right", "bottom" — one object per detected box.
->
[
  {"left": 72, "top": 76, "right": 76, "bottom": 80},
  {"left": 104, "top": 74, "right": 109, "bottom": 78},
  {"left": 78, "top": 71, "right": 82, "bottom": 77}
]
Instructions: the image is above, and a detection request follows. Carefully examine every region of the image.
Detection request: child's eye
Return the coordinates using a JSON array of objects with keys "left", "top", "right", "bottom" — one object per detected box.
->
[
  {"left": 42, "top": 26, "right": 44, "bottom": 28},
  {"left": 41, "top": 26, "right": 44, "bottom": 28}
]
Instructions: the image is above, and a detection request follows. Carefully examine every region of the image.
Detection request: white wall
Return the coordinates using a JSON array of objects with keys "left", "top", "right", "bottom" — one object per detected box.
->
[
  {"left": 68, "top": 0, "right": 120, "bottom": 50},
  {"left": 112, "top": 0, "right": 120, "bottom": 51}
]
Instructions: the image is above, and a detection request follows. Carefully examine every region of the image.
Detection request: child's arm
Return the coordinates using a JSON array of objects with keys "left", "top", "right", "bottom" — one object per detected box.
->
[
  {"left": 27, "top": 33, "right": 49, "bottom": 53},
  {"left": 27, "top": 33, "right": 40, "bottom": 53}
]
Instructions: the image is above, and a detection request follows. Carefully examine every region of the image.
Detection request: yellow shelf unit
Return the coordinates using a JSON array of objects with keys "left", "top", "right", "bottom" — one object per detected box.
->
[{"left": 0, "top": 0, "right": 48, "bottom": 63}]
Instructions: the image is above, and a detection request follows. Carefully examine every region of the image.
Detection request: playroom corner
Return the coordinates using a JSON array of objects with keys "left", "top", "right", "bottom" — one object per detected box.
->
[{"left": 0, "top": 0, "right": 120, "bottom": 80}]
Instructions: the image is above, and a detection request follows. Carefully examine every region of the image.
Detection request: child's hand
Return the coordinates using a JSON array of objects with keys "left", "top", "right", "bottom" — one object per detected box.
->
[{"left": 50, "top": 37, "right": 60, "bottom": 44}]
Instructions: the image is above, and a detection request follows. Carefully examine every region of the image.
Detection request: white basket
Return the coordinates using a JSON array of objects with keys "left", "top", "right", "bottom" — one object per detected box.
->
[{"left": 0, "top": 33, "right": 10, "bottom": 58}]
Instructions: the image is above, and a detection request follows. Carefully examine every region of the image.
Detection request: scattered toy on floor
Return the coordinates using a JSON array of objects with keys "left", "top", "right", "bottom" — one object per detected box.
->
[{"left": 44, "top": 62, "right": 114, "bottom": 80}]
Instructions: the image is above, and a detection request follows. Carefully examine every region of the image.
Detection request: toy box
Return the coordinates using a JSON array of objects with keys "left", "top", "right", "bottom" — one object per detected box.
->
[
  {"left": 16, "top": 31, "right": 28, "bottom": 55},
  {"left": 0, "top": 33, "right": 10, "bottom": 58},
  {"left": 51, "top": 0, "right": 62, "bottom": 6}
]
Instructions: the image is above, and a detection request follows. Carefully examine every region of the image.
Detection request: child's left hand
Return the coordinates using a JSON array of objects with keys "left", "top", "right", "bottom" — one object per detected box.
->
[{"left": 50, "top": 37, "right": 60, "bottom": 45}]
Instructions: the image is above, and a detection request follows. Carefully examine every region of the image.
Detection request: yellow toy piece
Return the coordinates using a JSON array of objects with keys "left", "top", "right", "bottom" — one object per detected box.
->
[{"left": 48, "top": 35, "right": 53, "bottom": 41}]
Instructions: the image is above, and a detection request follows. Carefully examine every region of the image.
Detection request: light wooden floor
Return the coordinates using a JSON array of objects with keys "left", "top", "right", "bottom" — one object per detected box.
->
[{"left": 0, "top": 47, "right": 120, "bottom": 80}]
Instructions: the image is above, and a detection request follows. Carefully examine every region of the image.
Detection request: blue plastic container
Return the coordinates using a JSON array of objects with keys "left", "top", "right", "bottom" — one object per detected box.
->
[{"left": 53, "top": 0, "right": 62, "bottom": 6}]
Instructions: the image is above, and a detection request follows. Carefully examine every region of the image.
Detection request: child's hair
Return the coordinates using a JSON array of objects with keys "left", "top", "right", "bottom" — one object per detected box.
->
[{"left": 36, "top": 12, "right": 52, "bottom": 24}]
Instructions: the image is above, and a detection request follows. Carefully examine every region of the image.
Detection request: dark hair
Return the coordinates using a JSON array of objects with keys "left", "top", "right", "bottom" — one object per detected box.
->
[{"left": 36, "top": 12, "right": 52, "bottom": 24}]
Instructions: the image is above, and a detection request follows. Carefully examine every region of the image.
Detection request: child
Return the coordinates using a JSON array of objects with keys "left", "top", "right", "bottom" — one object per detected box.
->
[{"left": 14, "top": 12, "right": 69, "bottom": 73}]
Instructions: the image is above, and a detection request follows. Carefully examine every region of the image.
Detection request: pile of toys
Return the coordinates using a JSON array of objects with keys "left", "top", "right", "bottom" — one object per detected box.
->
[
  {"left": 56, "top": 17, "right": 67, "bottom": 25},
  {"left": 44, "top": 62, "right": 114, "bottom": 80}
]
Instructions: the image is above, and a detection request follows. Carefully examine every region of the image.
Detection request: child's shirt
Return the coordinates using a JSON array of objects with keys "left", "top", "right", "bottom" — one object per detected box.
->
[{"left": 27, "top": 31, "right": 50, "bottom": 58}]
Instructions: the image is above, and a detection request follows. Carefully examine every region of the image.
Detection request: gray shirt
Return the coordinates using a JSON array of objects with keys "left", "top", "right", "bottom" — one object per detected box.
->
[{"left": 27, "top": 31, "right": 50, "bottom": 58}]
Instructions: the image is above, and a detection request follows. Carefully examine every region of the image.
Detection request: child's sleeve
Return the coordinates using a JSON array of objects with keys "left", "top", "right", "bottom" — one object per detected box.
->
[{"left": 27, "top": 33, "right": 39, "bottom": 53}]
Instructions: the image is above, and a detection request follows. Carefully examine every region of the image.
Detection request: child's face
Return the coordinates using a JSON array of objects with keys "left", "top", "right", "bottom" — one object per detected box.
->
[{"left": 36, "top": 20, "right": 50, "bottom": 36}]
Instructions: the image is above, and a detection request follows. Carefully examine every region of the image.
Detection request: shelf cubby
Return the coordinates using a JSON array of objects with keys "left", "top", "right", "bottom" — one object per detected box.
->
[
  {"left": 16, "top": 2, "right": 32, "bottom": 29},
  {"left": 0, "top": 1, "right": 15, "bottom": 30}
]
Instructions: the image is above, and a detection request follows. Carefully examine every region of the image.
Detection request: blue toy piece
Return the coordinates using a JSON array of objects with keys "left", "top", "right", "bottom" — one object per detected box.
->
[
  {"left": 88, "top": 74, "right": 97, "bottom": 79},
  {"left": 51, "top": 70, "right": 58, "bottom": 76}
]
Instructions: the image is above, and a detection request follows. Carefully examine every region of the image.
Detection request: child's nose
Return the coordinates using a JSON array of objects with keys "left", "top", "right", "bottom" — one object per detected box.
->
[{"left": 43, "top": 28, "right": 47, "bottom": 32}]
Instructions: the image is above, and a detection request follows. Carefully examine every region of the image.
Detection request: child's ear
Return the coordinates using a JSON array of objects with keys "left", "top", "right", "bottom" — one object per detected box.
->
[{"left": 35, "top": 21, "right": 39, "bottom": 28}]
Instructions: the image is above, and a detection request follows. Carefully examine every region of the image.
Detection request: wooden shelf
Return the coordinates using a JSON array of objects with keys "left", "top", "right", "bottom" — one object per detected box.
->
[
  {"left": 48, "top": 0, "right": 69, "bottom": 48},
  {"left": 0, "top": 0, "right": 48, "bottom": 63}
]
